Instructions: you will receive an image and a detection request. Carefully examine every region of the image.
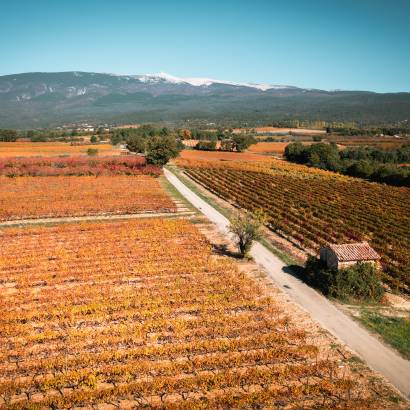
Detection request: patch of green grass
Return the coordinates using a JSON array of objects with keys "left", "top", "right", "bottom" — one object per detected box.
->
[
  {"left": 359, "top": 310, "right": 410, "bottom": 360},
  {"left": 259, "top": 237, "right": 298, "bottom": 266},
  {"left": 159, "top": 174, "right": 196, "bottom": 213},
  {"left": 347, "top": 355, "right": 365, "bottom": 365}
]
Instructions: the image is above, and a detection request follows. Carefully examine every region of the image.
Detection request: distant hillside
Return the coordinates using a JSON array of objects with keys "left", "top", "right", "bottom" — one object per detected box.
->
[{"left": 0, "top": 71, "right": 409, "bottom": 128}]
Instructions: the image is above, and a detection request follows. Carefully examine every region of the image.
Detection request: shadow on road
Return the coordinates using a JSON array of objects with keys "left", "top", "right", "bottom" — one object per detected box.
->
[{"left": 282, "top": 264, "right": 306, "bottom": 282}]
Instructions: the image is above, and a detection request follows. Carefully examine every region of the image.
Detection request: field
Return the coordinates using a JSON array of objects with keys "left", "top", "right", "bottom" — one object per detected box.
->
[
  {"left": 178, "top": 158, "right": 410, "bottom": 293},
  {"left": 0, "top": 142, "right": 119, "bottom": 157},
  {"left": 0, "top": 218, "right": 401, "bottom": 409},
  {"left": 327, "top": 137, "right": 408, "bottom": 150},
  {"left": 179, "top": 149, "right": 272, "bottom": 162},
  {"left": 233, "top": 127, "right": 326, "bottom": 135},
  {"left": 0, "top": 156, "right": 161, "bottom": 177},
  {"left": 248, "top": 141, "right": 314, "bottom": 154},
  {"left": 0, "top": 175, "right": 175, "bottom": 221}
]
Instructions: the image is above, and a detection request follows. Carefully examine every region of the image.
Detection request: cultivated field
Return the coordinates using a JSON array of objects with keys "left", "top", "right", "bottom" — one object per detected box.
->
[
  {"left": 178, "top": 158, "right": 410, "bottom": 293},
  {"left": 327, "top": 137, "right": 407, "bottom": 150},
  {"left": 0, "top": 156, "right": 161, "bottom": 177},
  {"left": 0, "top": 142, "right": 119, "bottom": 157},
  {"left": 0, "top": 218, "right": 401, "bottom": 408},
  {"left": 233, "top": 127, "right": 326, "bottom": 135},
  {"left": 248, "top": 141, "right": 314, "bottom": 154},
  {"left": 0, "top": 175, "right": 176, "bottom": 222},
  {"left": 179, "top": 149, "right": 272, "bottom": 162}
]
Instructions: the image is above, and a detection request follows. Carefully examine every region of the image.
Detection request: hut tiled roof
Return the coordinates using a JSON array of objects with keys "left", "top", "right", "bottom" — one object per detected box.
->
[{"left": 328, "top": 242, "right": 380, "bottom": 262}]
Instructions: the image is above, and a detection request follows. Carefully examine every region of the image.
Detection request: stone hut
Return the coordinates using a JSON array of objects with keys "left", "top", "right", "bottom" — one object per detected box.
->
[{"left": 320, "top": 242, "right": 380, "bottom": 270}]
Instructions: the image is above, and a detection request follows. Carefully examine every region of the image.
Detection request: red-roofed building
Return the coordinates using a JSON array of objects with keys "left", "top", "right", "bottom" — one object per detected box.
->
[{"left": 320, "top": 242, "right": 380, "bottom": 270}]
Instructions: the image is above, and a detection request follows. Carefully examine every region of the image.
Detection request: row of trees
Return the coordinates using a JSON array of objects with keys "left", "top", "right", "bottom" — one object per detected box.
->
[
  {"left": 110, "top": 125, "right": 171, "bottom": 145},
  {"left": 194, "top": 135, "right": 256, "bottom": 152},
  {"left": 326, "top": 126, "right": 409, "bottom": 136},
  {"left": 0, "top": 129, "right": 18, "bottom": 142},
  {"left": 284, "top": 142, "right": 410, "bottom": 187}
]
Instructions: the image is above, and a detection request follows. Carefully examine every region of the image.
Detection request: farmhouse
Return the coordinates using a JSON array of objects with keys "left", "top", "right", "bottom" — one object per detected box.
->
[{"left": 320, "top": 242, "right": 380, "bottom": 270}]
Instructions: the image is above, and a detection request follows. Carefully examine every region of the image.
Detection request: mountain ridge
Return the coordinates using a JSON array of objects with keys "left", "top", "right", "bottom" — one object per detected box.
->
[{"left": 0, "top": 71, "right": 409, "bottom": 128}]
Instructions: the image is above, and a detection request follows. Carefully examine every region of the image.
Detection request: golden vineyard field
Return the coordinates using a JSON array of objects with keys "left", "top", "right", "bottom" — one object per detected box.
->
[
  {"left": 0, "top": 219, "right": 401, "bottom": 409},
  {"left": 0, "top": 142, "right": 119, "bottom": 157},
  {"left": 0, "top": 175, "right": 176, "bottom": 221},
  {"left": 177, "top": 158, "right": 410, "bottom": 293}
]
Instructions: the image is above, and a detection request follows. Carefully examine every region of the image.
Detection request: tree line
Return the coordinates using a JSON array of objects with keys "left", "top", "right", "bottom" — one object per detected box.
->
[
  {"left": 194, "top": 135, "right": 256, "bottom": 152},
  {"left": 284, "top": 142, "right": 410, "bottom": 187}
]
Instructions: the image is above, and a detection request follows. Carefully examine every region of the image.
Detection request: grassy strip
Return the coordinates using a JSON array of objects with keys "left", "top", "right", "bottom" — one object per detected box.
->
[
  {"left": 167, "top": 165, "right": 299, "bottom": 266},
  {"left": 259, "top": 237, "right": 298, "bottom": 266},
  {"left": 159, "top": 175, "right": 197, "bottom": 213},
  {"left": 359, "top": 310, "right": 410, "bottom": 360}
]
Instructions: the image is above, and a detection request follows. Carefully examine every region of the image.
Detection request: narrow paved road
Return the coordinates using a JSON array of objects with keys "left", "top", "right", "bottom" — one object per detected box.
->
[{"left": 165, "top": 168, "right": 410, "bottom": 398}]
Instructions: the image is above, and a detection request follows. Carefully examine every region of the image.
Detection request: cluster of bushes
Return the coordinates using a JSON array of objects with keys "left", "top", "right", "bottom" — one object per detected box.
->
[
  {"left": 194, "top": 140, "right": 218, "bottom": 151},
  {"left": 341, "top": 144, "right": 410, "bottom": 163},
  {"left": 125, "top": 135, "right": 182, "bottom": 166},
  {"left": 0, "top": 156, "right": 162, "bottom": 177},
  {"left": 284, "top": 142, "right": 410, "bottom": 187},
  {"left": 110, "top": 125, "right": 171, "bottom": 145},
  {"left": 0, "top": 129, "right": 18, "bottom": 142},
  {"left": 194, "top": 135, "right": 256, "bottom": 153},
  {"left": 305, "top": 256, "right": 384, "bottom": 302},
  {"left": 326, "top": 126, "right": 409, "bottom": 136}
]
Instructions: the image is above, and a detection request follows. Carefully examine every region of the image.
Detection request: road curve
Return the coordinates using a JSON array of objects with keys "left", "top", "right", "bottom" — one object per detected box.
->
[{"left": 164, "top": 168, "right": 410, "bottom": 398}]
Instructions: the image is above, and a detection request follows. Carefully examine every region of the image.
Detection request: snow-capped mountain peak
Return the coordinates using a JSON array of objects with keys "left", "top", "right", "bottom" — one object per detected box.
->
[{"left": 136, "top": 72, "right": 291, "bottom": 91}]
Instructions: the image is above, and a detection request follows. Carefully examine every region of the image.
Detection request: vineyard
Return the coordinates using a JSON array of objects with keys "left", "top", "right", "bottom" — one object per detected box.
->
[
  {"left": 0, "top": 156, "right": 161, "bottom": 177},
  {"left": 0, "top": 142, "right": 119, "bottom": 157},
  {"left": 178, "top": 158, "right": 410, "bottom": 293},
  {"left": 248, "top": 142, "right": 314, "bottom": 154},
  {"left": 179, "top": 149, "right": 272, "bottom": 162},
  {"left": 0, "top": 175, "right": 176, "bottom": 221},
  {"left": 0, "top": 219, "right": 401, "bottom": 408}
]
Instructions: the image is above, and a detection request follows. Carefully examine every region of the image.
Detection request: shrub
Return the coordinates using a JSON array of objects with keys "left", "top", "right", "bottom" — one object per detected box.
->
[
  {"left": 195, "top": 140, "right": 217, "bottom": 151},
  {"left": 305, "top": 256, "right": 384, "bottom": 302},
  {"left": 0, "top": 129, "right": 18, "bottom": 142},
  {"left": 87, "top": 148, "right": 99, "bottom": 156}
]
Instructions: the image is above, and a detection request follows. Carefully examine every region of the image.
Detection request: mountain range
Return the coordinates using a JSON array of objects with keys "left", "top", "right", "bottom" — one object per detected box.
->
[{"left": 0, "top": 71, "right": 409, "bottom": 128}]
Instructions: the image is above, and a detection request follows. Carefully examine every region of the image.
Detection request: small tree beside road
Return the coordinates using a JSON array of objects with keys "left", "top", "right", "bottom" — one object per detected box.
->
[{"left": 230, "top": 211, "right": 266, "bottom": 257}]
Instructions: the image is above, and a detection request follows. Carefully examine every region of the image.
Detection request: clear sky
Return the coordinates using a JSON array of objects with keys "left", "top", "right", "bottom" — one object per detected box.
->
[{"left": 1, "top": 0, "right": 409, "bottom": 92}]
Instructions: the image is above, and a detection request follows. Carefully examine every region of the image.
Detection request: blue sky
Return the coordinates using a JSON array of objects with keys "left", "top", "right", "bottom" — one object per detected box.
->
[{"left": 1, "top": 0, "right": 409, "bottom": 92}]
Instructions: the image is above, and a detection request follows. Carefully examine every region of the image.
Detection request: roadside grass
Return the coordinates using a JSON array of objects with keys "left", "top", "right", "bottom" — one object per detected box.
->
[
  {"left": 159, "top": 174, "right": 197, "bottom": 213},
  {"left": 166, "top": 165, "right": 299, "bottom": 266},
  {"left": 359, "top": 310, "right": 410, "bottom": 360}
]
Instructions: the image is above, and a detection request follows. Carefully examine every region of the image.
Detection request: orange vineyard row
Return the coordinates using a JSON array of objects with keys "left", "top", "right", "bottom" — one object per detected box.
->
[
  {"left": 0, "top": 142, "right": 119, "bottom": 157},
  {"left": 178, "top": 158, "right": 410, "bottom": 293},
  {"left": 0, "top": 219, "right": 400, "bottom": 408},
  {"left": 179, "top": 149, "right": 273, "bottom": 162},
  {"left": 0, "top": 175, "right": 176, "bottom": 221}
]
